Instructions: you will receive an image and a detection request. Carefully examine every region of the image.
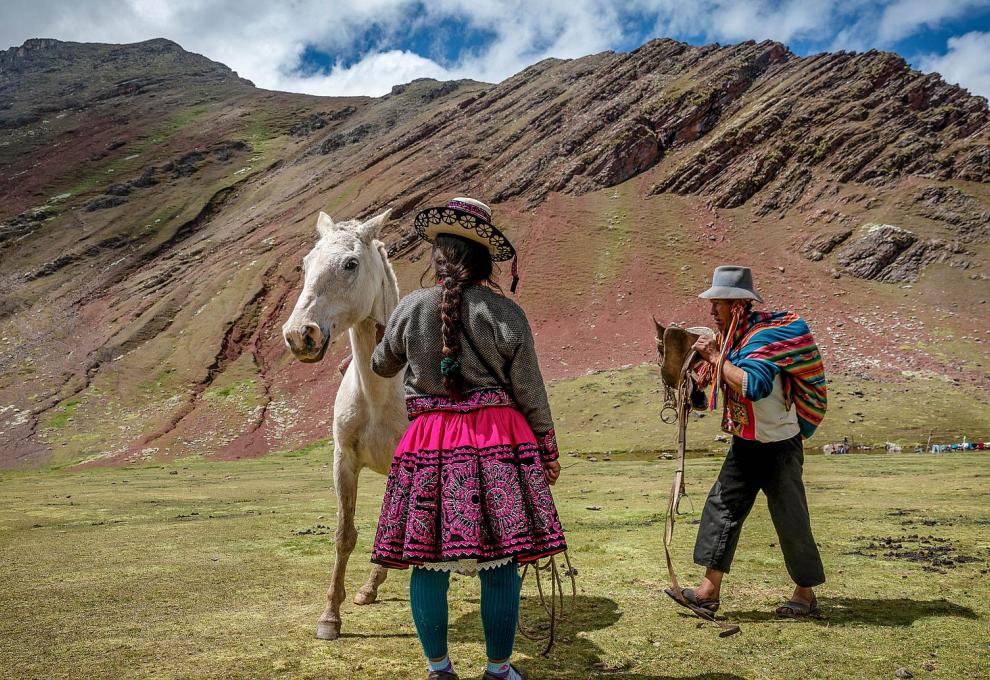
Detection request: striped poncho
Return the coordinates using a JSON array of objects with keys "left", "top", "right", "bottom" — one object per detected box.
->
[{"left": 722, "top": 310, "right": 828, "bottom": 439}]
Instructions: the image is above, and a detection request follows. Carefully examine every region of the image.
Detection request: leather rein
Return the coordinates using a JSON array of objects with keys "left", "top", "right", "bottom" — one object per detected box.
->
[{"left": 661, "top": 348, "right": 741, "bottom": 638}]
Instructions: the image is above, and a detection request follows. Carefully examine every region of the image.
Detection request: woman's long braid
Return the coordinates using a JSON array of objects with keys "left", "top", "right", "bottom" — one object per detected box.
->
[
  {"left": 439, "top": 261, "right": 469, "bottom": 400},
  {"left": 430, "top": 234, "right": 495, "bottom": 401}
]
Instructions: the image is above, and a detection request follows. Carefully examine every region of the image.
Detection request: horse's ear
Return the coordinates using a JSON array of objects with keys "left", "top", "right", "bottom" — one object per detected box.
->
[
  {"left": 316, "top": 211, "right": 335, "bottom": 237},
  {"left": 653, "top": 316, "right": 666, "bottom": 339},
  {"left": 356, "top": 209, "right": 392, "bottom": 244}
]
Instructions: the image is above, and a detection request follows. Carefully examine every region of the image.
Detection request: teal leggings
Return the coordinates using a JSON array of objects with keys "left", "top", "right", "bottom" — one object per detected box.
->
[{"left": 409, "top": 561, "right": 521, "bottom": 661}]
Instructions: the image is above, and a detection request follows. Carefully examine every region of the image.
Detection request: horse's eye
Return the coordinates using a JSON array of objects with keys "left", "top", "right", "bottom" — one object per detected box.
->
[{"left": 344, "top": 258, "right": 359, "bottom": 271}]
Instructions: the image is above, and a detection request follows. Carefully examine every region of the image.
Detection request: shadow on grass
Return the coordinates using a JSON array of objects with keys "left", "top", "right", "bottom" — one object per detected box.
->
[
  {"left": 449, "top": 595, "right": 747, "bottom": 680},
  {"left": 728, "top": 597, "right": 978, "bottom": 626},
  {"left": 340, "top": 631, "right": 417, "bottom": 639}
]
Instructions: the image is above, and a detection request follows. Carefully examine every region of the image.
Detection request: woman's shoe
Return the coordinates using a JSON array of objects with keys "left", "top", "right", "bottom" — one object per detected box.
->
[
  {"left": 427, "top": 670, "right": 459, "bottom": 680},
  {"left": 482, "top": 665, "right": 526, "bottom": 680}
]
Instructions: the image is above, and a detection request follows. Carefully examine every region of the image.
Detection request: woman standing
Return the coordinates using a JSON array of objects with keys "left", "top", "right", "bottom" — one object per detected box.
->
[{"left": 371, "top": 197, "right": 566, "bottom": 680}]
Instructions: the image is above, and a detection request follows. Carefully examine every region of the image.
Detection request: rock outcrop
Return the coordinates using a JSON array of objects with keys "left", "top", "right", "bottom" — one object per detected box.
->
[
  {"left": 802, "top": 229, "right": 853, "bottom": 261},
  {"left": 836, "top": 224, "right": 918, "bottom": 279},
  {"left": 912, "top": 186, "right": 990, "bottom": 241},
  {"left": 828, "top": 223, "right": 969, "bottom": 283}
]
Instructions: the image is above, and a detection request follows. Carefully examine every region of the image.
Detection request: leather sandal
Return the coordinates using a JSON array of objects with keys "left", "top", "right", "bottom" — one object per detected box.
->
[
  {"left": 665, "top": 586, "right": 720, "bottom": 613},
  {"left": 682, "top": 587, "right": 720, "bottom": 613},
  {"left": 775, "top": 596, "right": 820, "bottom": 618}
]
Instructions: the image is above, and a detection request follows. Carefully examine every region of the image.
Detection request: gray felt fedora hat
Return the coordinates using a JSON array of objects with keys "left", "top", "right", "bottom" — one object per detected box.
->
[{"left": 698, "top": 265, "right": 764, "bottom": 303}]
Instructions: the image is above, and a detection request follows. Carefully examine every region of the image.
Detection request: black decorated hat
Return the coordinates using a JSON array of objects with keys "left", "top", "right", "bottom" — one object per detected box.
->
[{"left": 413, "top": 197, "right": 516, "bottom": 262}]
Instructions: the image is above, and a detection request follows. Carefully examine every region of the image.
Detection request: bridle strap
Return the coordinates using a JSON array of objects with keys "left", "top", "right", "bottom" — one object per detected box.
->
[
  {"left": 664, "top": 353, "right": 694, "bottom": 593},
  {"left": 663, "top": 350, "right": 741, "bottom": 637}
]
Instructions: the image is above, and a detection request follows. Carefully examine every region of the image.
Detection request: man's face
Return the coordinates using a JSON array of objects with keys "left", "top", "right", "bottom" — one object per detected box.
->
[{"left": 709, "top": 299, "right": 735, "bottom": 332}]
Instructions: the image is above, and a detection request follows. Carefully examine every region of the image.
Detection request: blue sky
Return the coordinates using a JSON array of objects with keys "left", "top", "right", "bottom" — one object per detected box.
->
[
  {"left": 2, "top": 1, "right": 990, "bottom": 98},
  {"left": 300, "top": 3, "right": 990, "bottom": 74}
]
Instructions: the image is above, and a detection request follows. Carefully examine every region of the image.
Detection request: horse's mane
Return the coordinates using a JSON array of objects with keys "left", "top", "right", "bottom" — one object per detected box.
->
[{"left": 375, "top": 240, "right": 400, "bottom": 318}]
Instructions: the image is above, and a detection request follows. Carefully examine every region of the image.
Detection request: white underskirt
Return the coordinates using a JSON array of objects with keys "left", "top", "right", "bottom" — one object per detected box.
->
[{"left": 415, "top": 556, "right": 515, "bottom": 575}]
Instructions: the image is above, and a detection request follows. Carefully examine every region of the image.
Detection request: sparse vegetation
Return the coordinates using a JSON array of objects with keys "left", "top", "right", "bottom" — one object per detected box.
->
[
  {"left": 203, "top": 377, "right": 257, "bottom": 401},
  {"left": 45, "top": 398, "right": 80, "bottom": 429},
  {"left": 1, "top": 447, "right": 987, "bottom": 679}
]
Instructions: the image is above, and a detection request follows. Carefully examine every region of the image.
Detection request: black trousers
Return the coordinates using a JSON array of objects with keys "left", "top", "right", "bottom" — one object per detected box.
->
[{"left": 693, "top": 434, "right": 826, "bottom": 588}]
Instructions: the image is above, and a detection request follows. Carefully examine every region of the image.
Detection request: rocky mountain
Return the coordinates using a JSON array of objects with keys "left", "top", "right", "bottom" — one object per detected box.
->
[{"left": 1, "top": 37, "right": 988, "bottom": 467}]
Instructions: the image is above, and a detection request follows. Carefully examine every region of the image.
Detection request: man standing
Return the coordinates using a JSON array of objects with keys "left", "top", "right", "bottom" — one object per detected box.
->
[{"left": 674, "top": 266, "right": 828, "bottom": 618}]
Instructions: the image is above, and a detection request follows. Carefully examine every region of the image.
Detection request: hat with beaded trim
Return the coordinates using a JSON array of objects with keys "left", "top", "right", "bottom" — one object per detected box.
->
[{"left": 414, "top": 196, "right": 521, "bottom": 291}]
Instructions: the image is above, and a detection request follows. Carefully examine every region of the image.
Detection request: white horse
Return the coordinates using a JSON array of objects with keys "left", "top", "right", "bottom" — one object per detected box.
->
[{"left": 282, "top": 209, "right": 408, "bottom": 640}]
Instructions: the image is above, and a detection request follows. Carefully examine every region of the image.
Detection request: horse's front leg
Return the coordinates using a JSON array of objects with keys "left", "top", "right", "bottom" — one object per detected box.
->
[
  {"left": 354, "top": 564, "right": 388, "bottom": 605},
  {"left": 316, "top": 455, "right": 360, "bottom": 640}
]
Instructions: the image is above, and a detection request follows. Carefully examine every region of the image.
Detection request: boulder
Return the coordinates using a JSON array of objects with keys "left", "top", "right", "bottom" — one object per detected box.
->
[
  {"left": 802, "top": 228, "right": 853, "bottom": 261},
  {"left": 836, "top": 224, "right": 917, "bottom": 279},
  {"left": 84, "top": 195, "right": 127, "bottom": 212}
]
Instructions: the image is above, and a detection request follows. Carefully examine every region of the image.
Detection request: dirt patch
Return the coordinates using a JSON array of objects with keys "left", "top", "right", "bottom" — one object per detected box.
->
[
  {"left": 847, "top": 534, "right": 986, "bottom": 573},
  {"left": 294, "top": 524, "right": 333, "bottom": 536}
]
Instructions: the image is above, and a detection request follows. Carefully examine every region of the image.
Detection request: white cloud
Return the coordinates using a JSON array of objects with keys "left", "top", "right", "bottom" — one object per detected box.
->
[
  {"left": 277, "top": 50, "right": 449, "bottom": 97},
  {"left": 919, "top": 31, "right": 990, "bottom": 98},
  {"left": 647, "top": 0, "right": 840, "bottom": 45},
  {"left": 248, "top": 0, "right": 629, "bottom": 96},
  {"left": 410, "top": 0, "right": 626, "bottom": 84},
  {"left": 0, "top": 0, "right": 626, "bottom": 96},
  {"left": 876, "top": 0, "right": 990, "bottom": 44},
  {"left": 0, "top": 0, "right": 420, "bottom": 93},
  {"left": 832, "top": 0, "right": 990, "bottom": 51},
  {"left": 1, "top": 0, "right": 989, "bottom": 97}
]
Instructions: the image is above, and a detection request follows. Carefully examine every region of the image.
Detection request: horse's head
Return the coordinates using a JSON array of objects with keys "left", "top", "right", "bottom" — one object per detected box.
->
[{"left": 282, "top": 209, "right": 396, "bottom": 363}]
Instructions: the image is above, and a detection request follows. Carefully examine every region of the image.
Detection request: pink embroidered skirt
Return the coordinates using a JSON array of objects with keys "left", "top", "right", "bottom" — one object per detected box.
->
[{"left": 371, "top": 403, "right": 567, "bottom": 570}]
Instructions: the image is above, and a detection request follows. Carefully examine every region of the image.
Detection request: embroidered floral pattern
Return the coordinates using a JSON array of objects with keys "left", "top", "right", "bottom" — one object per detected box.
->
[
  {"left": 723, "top": 392, "right": 753, "bottom": 438},
  {"left": 406, "top": 387, "right": 516, "bottom": 419},
  {"left": 443, "top": 462, "right": 484, "bottom": 543},
  {"left": 539, "top": 428, "right": 560, "bottom": 463},
  {"left": 522, "top": 461, "right": 559, "bottom": 534},
  {"left": 371, "top": 440, "right": 567, "bottom": 568},
  {"left": 483, "top": 460, "right": 527, "bottom": 539},
  {"left": 377, "top": 462, "right": 414, "bottom": 543},
  {"left": 406, "top": 467, "right": 439, "bottom": 546}
]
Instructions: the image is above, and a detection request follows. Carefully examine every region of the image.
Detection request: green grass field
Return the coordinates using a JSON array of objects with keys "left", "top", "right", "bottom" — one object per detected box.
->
[
  {"left": 2, "top": 446, "right": 988, "bottom": 679},
  {"left": 548, "top": 365, "right": 990, "bottom": 457}
]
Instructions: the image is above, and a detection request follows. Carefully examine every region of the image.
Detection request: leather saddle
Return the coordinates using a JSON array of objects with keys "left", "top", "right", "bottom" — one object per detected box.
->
[{"left": 654, "top": 319, "right": 714, "bottom": 410}]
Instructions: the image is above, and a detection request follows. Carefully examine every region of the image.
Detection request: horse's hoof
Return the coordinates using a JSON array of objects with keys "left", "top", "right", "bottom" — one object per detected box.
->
[
  {"left": 353, "top": 588, "right": 378, "bottom": 605},
  {"left": 316, "top": 621, "right": 341, "bottom": 640}
]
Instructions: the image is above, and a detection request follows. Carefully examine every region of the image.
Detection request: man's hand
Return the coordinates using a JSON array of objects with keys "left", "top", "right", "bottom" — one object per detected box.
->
[
  {"left": 543, "top": 459, "right": 560, "bottom": 485},
  {"left": 692, "top": 335, "right": 721, "bottom": 365}
]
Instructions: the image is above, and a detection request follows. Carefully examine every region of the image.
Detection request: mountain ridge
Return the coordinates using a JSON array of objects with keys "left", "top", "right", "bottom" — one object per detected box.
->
[{"left": 1, "top": 36, "right": 987, "bottom": 468}]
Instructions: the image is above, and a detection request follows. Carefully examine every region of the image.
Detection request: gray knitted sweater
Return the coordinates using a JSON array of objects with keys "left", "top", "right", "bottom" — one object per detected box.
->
[{"left": 371, "top": 285, "right": 556, "bottom": 448}]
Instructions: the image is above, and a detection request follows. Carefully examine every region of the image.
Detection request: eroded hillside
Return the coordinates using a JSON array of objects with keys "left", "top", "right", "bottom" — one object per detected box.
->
[{"left": 1, "top": 37, "right": 988, "bottom": 467}]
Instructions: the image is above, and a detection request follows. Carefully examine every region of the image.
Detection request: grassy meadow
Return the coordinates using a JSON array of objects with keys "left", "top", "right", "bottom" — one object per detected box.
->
[
  {"left": 547, "top": 365, "right": 990, "bottom": 456},
  {"left": 2, "top": 444, "right": 989, "bottom": 679}
]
